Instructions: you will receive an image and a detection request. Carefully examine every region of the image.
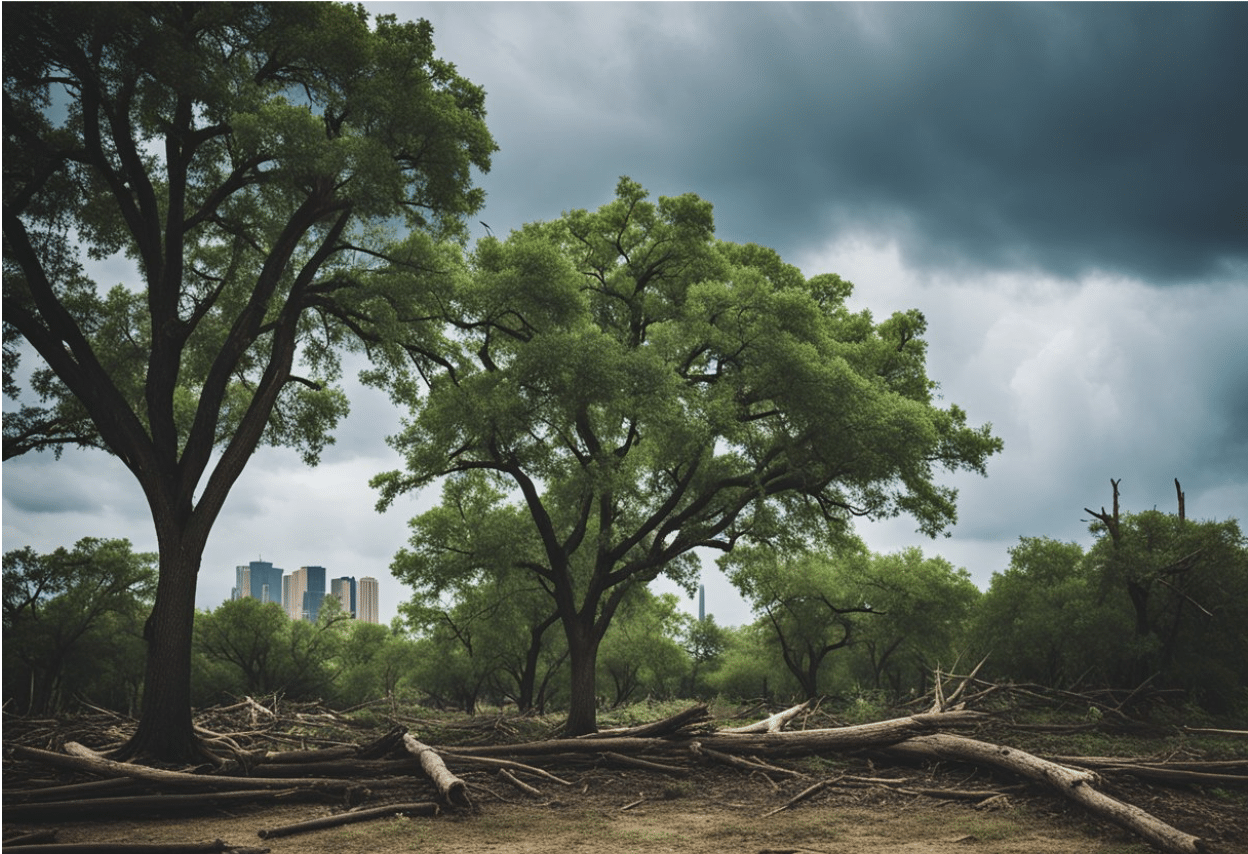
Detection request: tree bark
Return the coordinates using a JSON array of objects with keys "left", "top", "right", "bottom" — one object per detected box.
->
[
  {"left": 115, "top": 541, "right": 204, "bottom": 763},
  {"left": 722, "top": 701, "right": 810, "bottom": 734},
  {"left": 401, "top": 734, "right": 471, "bottom": 807},
  {"left": 883, "top": 733, "right": 1210, "bottom": 854},
  {"left": 562, "top": 618, "right": 601, "bottom": 736}
]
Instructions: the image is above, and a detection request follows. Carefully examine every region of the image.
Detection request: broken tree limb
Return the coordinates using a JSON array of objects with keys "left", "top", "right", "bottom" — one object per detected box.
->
[
  {"left": 688, "top": 741, "right": 805, "bottom": 779},
  {"left": 4, "top": 788, "right": 315, "bottom": 822},
  {"left": 697, "top": 710, "right": 986, "bottom": 756},
  {"left": 257, "top": 801, "right": 439, "bottom": 839},
  {"left": 884, "top": 733, "right": 1210, "bottom": 854},
  {"left": 8, "top": 743, "right": 363, "bottom": 795},
  {"left": 497, "top": 768, "right": 542, "bottom": 797},
  {"left": 721, "top": 701, "right": 810, "bottom": 734},
  {"left": 578, "top": 704, "right": 711, "bottom": 739},
  {"left": 598, "top": 751, "right": 689, "bottom": 775},
  {"left": 438, "top": 751, "right": 574, "bottom": 786},
  {"left": 761, "top": 777, "right": 838, "bottom": 817},
  {"left": 401, "top": 734, "right": 471, "bottom": 808},
  {"left": 1, "top": 843, "right": 266, "bottom": 854},
  {"left": 1040, "top": 756, "right": 1248, "bottom": 786}
]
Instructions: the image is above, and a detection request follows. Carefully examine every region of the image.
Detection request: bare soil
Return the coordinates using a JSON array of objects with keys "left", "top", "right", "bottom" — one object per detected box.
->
[{"left": 35, "top": 764, "right": 1242, "bottom": 853}]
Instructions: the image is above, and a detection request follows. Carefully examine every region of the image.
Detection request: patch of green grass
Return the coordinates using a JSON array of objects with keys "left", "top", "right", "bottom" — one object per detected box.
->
[{"left": 947, "top": 816, "right": 1023, "bottom": 842}]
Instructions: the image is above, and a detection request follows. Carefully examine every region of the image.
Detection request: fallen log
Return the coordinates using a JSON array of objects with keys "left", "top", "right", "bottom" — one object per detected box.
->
[
  {"left": 1044, "top": 755, "right": 1248, "bottom": 786},
  {"left": 257, "top": 801, "right": 439, "bottom": 839},
  {"left": 437, "top": 752, "right": 574, "bottom": 786},
  {"left": 687, "top": 742, "right": 805, "bottom": 779},
  {"left": 578, "top": 704, "right": 711, "bottom": 739},
  {"left": 7, "top": 744, "right": 365, "bottom": 795},
  {"left": 721, "top": 701, "right": 810, "bottom": 734},
  {"left": 696, "top": 710, "right": 987, "bottom": 756},
  {"left": 4, "top": 788, "right": 319, "bottom": 822},
  {"left": 598, "top": 751, "right": 689, "bottom": 776},
  {"left": 4, "top": 777, "right": 143, "bottom": 802},
  {"left": 884, "top": 733, "right": 1210, "bottom": 854},
  {"left": 0, "top": 842, "right": 267, "bottom": 854},
  {"left": 447, "top": 710, "right": 985, "bottom": 760},
  {"left": 401, "top": 734, "right": 471, "bottom": 808}
]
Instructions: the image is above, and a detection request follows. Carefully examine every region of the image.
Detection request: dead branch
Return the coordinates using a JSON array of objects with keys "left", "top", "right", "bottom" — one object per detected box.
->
[
  {"left": 256, "top": 801, "right": 439, "bottom": 839},
  {"left": 721, "top": 701, "right": 810, "bottom": 734},
  {"left": 577, "top": 704, "right": 711, "bottom": 739},
  {"left": 497, "top": 768, "right": 542, "bottom": 796},
  {"left": 1, "top": 843, "right": 266, "bottom": 854},
  {"left": 5, "top": 788, "right": 317, "bottom": 822},
  {"left": 761, "top": 777, "right": 837, "bottom": 817},
  {"left": 599, "top": 751, "right": 690, "bottom": 775},
  {"left": 884, "top": 733, "right": 1210, "bottom": 854},
  {"left": 688, "top": 741, "right": 806, "bottom": 779},
  {"left": 8, "top": 743, "right": 363, "bottom": 795},
  {"left": 437, "top": 751, "right": 574, "bottom": 786}
]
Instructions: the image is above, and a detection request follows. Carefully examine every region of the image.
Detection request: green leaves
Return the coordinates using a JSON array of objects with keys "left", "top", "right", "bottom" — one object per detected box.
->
[{"left": 378, "top": 178, "right": 1001, "bottom": 728}]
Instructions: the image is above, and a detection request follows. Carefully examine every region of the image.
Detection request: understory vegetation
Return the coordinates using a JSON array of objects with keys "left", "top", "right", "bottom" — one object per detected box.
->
[{"left": 6, "top": 493, "right": 1246, "bottom": 722}]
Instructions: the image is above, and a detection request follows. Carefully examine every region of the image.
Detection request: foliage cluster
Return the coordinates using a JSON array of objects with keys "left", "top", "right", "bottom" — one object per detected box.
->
[{"left": 7, "top": 492, "right": 1243, "bottom": 719}]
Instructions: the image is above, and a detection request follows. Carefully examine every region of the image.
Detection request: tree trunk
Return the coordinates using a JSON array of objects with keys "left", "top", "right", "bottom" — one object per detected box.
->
[
  {"left": 563, "top": 618, "right": 601, "bottom": 736},
  {"left": 115, "top": 543, "right": 203, "bottom": 763}
]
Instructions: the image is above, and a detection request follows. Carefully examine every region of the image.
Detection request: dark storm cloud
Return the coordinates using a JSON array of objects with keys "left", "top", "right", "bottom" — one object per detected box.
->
[{"left": 402, "top": 2, "right": 1247, "bottom": 283}]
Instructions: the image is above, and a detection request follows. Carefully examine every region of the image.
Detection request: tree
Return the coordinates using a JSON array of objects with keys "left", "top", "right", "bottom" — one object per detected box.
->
[
  {"left": 393, "top": 473, "right": 568, "bottom": 712},
  {"left": 728, "top": 544, "right": 879, "bottom": 699},
  {"left": 192, "top": 597, "right": 291, "bottom": 697},
  {"left": 1085, "top": 480, "right": 1248, "bottom": 706},
  {"left": 846, "top": 548, "right": 980, "bottom": 700},
  {"left": 596, "top": 589, "right": 689, "bottom": 707},
  {"left": 681, "top": 613, "right": 728, "bottom": 697},
  {"left": 375, "top": 179, "right": 1003, "bottom": 732},
  {"left": 969, "top": 537, "right": 1117, "bottom": 689},
  {"left": 3, "top": 538, "right": 156, "bottom": 714},
  {"left": 3, "top": 3, "right": 494, "bottom": 760}
]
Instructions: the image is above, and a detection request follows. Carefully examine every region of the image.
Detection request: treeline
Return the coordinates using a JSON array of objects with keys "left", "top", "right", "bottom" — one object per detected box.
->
[{"left": 6, "top": 496, "right": 1246, "bottom": 718}]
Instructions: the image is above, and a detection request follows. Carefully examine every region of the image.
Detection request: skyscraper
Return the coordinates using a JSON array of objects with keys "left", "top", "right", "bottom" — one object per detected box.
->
[
  {"left": 330, "top": 576, "right": 357, "bottom": 618},
  {"left": 358, "top": 576, "right": 380, "bottom": 624},
  {"left": 234, "top": 561, "right": 284, "bottom": 606},
  {"left": 290, "top": 565, "right": 327, "bottom": 622}
]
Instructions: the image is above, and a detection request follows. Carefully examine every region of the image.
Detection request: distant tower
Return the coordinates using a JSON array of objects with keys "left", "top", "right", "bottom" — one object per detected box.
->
[
  {"left": 299, "top": 566, "right": 327, "bottom": 622},
  {"left": 698, "top": 584, "right": 706, "bottom": 621},
  {"left": 358, "top": 576, "right": 380, "bottom": 624},
  {"left": 330, "top": 576, "right": 357, "bottom": 618},
  {"left": 234, "top": 561, "right": 283, "bottom": 605}
]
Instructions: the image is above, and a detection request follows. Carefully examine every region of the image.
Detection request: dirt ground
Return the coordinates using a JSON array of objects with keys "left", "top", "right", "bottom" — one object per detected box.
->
[{"left": 33, "top": 764, "right": 1242, "bottom": 854}]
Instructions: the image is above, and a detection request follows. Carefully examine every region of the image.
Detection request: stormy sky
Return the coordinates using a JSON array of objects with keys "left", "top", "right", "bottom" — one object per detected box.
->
[{"left": 4, "top": 3, "right": 1246, "bottom": 628}]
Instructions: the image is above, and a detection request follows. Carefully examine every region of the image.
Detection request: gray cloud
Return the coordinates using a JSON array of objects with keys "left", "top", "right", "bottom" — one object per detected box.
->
[{"left": 403, "top": 2, "right": 1247, "bottom": 283}]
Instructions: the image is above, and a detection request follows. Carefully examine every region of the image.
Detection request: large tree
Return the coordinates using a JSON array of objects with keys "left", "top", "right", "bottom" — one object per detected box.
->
[
  {"left": 374, "top": 179, "right": 1002, "bottom": 733},
  {"left": 3, "top": 2, "right": 494, "bottom": 760}
]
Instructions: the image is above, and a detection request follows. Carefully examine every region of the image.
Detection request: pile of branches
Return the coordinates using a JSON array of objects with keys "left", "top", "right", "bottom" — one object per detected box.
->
[{"left": 4, "top": 684, "right": 1246, "bottom": 854}]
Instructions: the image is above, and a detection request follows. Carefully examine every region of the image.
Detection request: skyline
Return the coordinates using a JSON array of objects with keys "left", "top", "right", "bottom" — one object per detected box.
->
[{"left": 4, "top": 3, "right": 1246, "bottom": 629}]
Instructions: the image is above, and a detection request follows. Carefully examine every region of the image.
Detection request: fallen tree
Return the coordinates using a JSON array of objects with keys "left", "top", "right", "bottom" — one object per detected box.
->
[{"left": 4, "top": 698, "right": 1240, "bottom": 853}]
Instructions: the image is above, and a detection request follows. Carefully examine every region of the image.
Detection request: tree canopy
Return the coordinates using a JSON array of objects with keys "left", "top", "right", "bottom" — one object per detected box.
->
[
  {"left": 375, "top": 177, "right": 1003, "bottom": 733},
  {"left": 3, "top": 1, "right": 495, "bottom": 760}
]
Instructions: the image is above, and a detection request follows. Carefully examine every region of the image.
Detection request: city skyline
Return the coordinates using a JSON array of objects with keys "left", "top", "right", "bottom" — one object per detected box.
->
[{"left": 231, "top": 560, "right": 380, "bottom": 624}]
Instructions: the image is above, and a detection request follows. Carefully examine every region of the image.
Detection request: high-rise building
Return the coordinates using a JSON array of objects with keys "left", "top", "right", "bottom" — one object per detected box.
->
[
  {"left": 358, "top": 576, "right": 380, "bottom": 624},
  {"left": 330, "top": 576, "right": 357, "bottom": 618},
  {"left": 234, "top": 561, "right": 284, "bottom": 606},
  {"left": 285, "top": 566, "right": 327, "bottom": 622}
]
